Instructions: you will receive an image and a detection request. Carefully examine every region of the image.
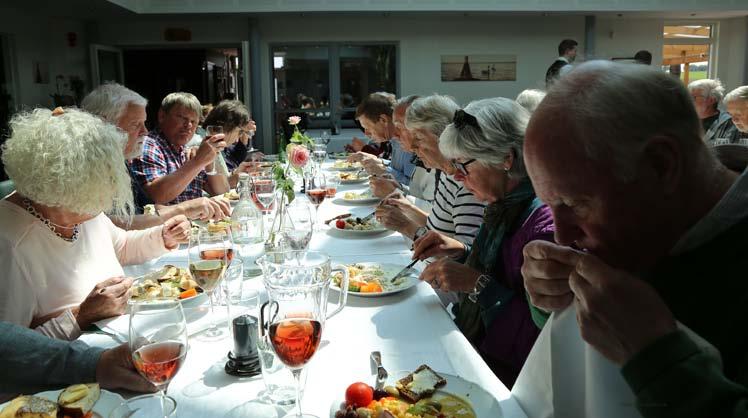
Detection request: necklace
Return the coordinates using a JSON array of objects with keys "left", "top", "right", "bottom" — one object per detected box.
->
[{"left": 22, "top": 199, "right": 80, "bottom": 242}]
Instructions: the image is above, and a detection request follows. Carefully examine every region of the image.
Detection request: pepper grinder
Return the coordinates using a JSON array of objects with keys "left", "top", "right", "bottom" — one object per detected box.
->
[{"left": 225, "top": 314, "right": 262, "bottom": 377}]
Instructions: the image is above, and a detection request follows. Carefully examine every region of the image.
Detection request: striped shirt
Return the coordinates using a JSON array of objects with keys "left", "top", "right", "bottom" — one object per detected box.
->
[{"left": 426, "top": 172, "right": 486, "bottom": 245}]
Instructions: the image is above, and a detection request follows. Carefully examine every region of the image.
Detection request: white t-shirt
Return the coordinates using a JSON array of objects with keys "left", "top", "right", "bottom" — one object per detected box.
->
[{"left": 0, "top": 199, "right": 169, "bottom": 340}]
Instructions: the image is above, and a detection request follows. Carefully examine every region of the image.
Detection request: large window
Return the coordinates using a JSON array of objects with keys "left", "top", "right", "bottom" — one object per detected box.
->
[
  {"left": 271, "top": 43, "right": 397, "bottom": 141},
  {"left": 662, "top": 24, "right": 714, "bottom": 84}
]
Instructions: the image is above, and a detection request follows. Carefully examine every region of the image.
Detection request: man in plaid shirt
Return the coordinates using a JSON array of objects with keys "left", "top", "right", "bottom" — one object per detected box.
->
[{"left": 130, "top": 92, "right": 228, "bottom": 204}]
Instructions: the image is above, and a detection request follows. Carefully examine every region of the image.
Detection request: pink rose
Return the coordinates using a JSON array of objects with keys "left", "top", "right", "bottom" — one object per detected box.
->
[
  {"left": 288, "top": 116, "right": 302, "bottom": 126},
  {"left": 288, "top": 144, "right": 310, "bottom": 168}
]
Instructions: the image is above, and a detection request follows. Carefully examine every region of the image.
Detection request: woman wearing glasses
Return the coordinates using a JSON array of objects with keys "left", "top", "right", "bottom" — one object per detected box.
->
[{"left": 411, "top": 98, "right": 556, "bottom": 388}]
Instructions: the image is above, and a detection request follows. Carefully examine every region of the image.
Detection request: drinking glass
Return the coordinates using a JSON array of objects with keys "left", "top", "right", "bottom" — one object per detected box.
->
[
  {"left": 129, "top": 299, "right": 188, "bottom": 416},
  {"left": 251, "top": 173, "right": 277, "bottom": 215},
  {"left": 205, "top": 125, "right": 224, "bottom": 175},
  {"left": 110, "top": 394, "right": 177, "bottom": 418},
  {"left": 304, "top": 173, "right": 326, "bottom": 229},
  {"left": 259, "top": 251, "right": 349, "bottom": 418},
  {"left": 189, "top": 228, "right": 232, "bottom": 340},
  {"left": 320, "top": 130, "right": 330, "bottom": 145},
  {"left": 325, "top": 175, "right": 340, "bottom": 199},
  {"left": 281, "top": 200, "right": 314, "bottom": 251},
  {"left": 312, "top": 144, "right": 327, "bottom": 170}
]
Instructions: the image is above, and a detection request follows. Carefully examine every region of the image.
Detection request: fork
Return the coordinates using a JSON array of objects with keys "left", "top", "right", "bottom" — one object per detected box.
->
[{"left": 370, "top": 351, "right": 388, "bottom": 390}]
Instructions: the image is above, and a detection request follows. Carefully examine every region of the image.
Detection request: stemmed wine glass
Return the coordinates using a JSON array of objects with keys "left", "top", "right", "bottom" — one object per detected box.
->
[
  {"left": 305, "top": 172, "right": 326, "bottom": 230},
  {"left": 251, "top": 173, "right": 277, "bottom": 230},
  {"left": 205, "top": 125, "right": 224, "bottom": 175},
  {"left": 129, "top": 298, "right": 188, "bottom": 416},
  {"left": 189, "top": 227, "right": 232, "bottom": 340},
  {"left": 281, "top": 200, "right": 314, "bottom": 251}
]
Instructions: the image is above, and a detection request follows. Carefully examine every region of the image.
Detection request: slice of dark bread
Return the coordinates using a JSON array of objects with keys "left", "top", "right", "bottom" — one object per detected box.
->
[{"left": 395, "top": 364, "right": 447, "bottom": 403}]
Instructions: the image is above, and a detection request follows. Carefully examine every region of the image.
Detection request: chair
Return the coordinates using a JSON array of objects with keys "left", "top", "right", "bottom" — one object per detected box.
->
[{"left": 0, "top": 179, "right": 15, "bottom": 199}]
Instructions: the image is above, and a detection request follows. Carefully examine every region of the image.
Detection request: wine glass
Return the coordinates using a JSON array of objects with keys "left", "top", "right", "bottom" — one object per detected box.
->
[
  {"left": 312, "top": 143, "right": 327, "bottom": 171},
  {"left": 281, "top": 200, "right": 314, "bottom": 251},
  {"left": 129, "top": 298, "right": 188, "bottom": 416},
  {"left": 320, "top": 130, "right": 330, "bottom": 145},
  {"left": 205, "top": 125, "right": 224, "bottom": 175},
  {"left": 189, "top": 228, "right": 231, "bottom": 340},
  {"left": 305, "top": 173, "right": 326, "bottom": 229}
]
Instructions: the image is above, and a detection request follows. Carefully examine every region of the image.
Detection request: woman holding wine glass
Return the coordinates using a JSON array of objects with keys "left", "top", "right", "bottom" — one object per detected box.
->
[
  {"left": 304, "top": 172, "right": 327, "bottom": 230},
  {"left": 188, "top": 227, "right": 233, "bottom": 340},
  {"left": 128, "top": 298, "right": 188, "bottom": 417}
]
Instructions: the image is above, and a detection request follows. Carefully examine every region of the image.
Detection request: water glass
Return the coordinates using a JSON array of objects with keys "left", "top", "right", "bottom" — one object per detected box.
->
[
  {"left": 109, "top": 394, "right": 177, "bottom": 418},
  {"left": 257, "top": 333, "right": 303, "bottom": 405}
]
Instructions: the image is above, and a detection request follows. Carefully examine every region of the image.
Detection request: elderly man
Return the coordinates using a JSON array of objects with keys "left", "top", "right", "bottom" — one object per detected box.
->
[
  {"left": 347, "top": 92, "right": 416, "bottom": 185},
  {"left": 515, "top": 61, "right": 748, "bottom": 418},
  {"left": 687, "top": 79, "right": 740, "bottom": 143},
  {"left": 81, "top": 84, "right": 231, "bottom": 228},
  {"left": 725, "top": 85, "right": 748, "bottom": 140},
  {"left": 130, "top": 92, "right": 228, "bottom": 205}
]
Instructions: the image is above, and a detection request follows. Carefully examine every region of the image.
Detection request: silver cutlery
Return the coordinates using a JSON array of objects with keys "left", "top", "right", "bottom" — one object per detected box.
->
[
  {"left": 388, "top": 259, "right": 419, "bottom": 283},
  {"left": 370, "top": 351, "right": 388, "bottom": 390}
]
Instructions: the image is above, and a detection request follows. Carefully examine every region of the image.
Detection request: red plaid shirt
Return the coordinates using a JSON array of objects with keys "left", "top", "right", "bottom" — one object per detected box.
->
[{"left": 129, "top": 130, "right": 206, "bottom": 204}]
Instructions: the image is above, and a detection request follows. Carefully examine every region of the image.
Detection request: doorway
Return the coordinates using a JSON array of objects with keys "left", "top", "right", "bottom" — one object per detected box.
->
[{"left": 122, "top": 47, "right": 243, "bottom": 129}]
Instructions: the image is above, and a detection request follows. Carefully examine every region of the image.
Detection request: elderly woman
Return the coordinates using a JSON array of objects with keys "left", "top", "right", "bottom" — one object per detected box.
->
[
  {"left": 0, "top": 108, "right": 190, "bottom": 341},
  {"left": 376, "top": 94, "right": 485, "bottom": 245},
  {"left": 411, "top": 98, "right": 555, "bottom": 387}
]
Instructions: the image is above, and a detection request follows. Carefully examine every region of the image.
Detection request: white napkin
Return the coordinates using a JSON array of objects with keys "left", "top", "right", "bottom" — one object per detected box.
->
[{"left": 512, "top": 305, "right": 720, "bottom": 418}]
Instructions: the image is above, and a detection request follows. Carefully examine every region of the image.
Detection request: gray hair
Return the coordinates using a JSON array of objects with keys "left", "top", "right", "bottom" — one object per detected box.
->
[
  {"left": 81, "top": 82, "right": 147, "bottom": 124},
  {"left": 440, "top": 98, "right": 529, "bottom": 179},
  {"left": 535, "top": 60, "right": 702, "bottom": 183},
  {"left": 405, "top": 94, "right": 460, "bottom": 136},
  {"left": 688, "top": 79, "right": 725, "bottom": 106},
  {"left": 515, "top": 89, "right": 546, "bottom": 114},
  {"left": 724, "top": 85, "right": 748, "bottom": 104},
  {"left": 395, "top": 95, "right": 420, "bottom": 111},
  {"left": 2, "top": 108, "right": 133, "bottom": 217},
  {"left": 161, "top": 92, "right": 201, "bottom": 116}
]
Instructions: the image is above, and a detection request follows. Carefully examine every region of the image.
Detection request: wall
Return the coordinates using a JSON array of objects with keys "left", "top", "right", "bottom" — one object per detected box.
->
[
  {"left": 593, "top": 17, "right": 664, "bottom": 64},
  {"left": 716, "top": 16, "right": 748, "bottom": 91},
  {"left": 94, "top": 16, "right": 248, "bottom": 46},
  {"left": 0, "top": 5, "right": 89, "bottom": 108}
]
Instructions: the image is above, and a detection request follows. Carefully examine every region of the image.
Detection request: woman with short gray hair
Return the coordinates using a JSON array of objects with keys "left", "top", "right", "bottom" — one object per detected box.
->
[
  {"left": 411, "top": 97, "right": 555, "bottom": 387},
  {"left": 0, "top": 107, "right": 189, "bottom": 341}
]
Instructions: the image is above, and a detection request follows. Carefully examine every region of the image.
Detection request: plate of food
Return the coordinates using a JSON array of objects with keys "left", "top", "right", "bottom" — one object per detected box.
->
[
  {"left": 340, "top": 191, "right": 380, "bottom": 204},
  {"left": 336, "top": 171, "right": 369, "bottom": 184},
  {"left": 130, "top": 264, "right": 205, "bottom": 306},
  {"left": 191, "top": 218, "right": 232, "bottom": 234},
  {"left": 223, "top": 189, "right": 240, "bottom": 202},
  {"left": 0, "top": 384, "right": 124, "bottom": 418},
  {"left": 331, "top": 262, "right": 419, "bottom": 297},
  {"left": 331, "top": 161, "right": 362, "bottom": 171},
  {"left": 330, "top": 216, "right": 389, "bottom": 236},
  {"left": 331, "top": 365, "right": 501, "bottom": 417}
]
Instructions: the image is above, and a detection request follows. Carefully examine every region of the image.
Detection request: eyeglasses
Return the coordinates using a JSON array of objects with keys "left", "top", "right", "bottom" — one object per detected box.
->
[{"left": 451, "top": 159, "right": 476, "bottom": 176}]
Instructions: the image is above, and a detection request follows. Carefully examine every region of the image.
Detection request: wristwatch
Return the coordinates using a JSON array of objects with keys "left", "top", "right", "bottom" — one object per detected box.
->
[
  {"left": 468, "top": 274, "right": 492, "bottom": 303},
  {"left": 413, "top": 226, "right": 428, "bottom": 241}
]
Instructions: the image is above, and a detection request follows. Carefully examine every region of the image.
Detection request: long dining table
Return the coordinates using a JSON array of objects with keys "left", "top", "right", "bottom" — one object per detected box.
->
[{"left": 82, "top": 160, "right": 529, "bottom": 418}]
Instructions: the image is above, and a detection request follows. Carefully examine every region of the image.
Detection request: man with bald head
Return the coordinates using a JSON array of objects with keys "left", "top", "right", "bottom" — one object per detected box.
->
[{"left": 514, "top": 61, "right": 748, "bottom": 417}]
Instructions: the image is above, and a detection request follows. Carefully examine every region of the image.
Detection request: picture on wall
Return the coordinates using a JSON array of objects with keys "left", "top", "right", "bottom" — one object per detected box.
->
[{"left": 441, "top": 54, "right": 517, "bottom": 81}]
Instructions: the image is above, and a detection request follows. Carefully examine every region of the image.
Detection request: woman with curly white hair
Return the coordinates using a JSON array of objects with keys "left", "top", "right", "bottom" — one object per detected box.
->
[{"left": 0, "top": 108, "right": 190, "bottom": 341}]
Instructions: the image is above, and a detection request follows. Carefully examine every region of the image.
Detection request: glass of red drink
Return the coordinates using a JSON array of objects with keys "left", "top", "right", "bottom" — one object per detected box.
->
[
  {"left": 129, "top": 298, "right": 188, "bottom": 416},
  {"left": 304, "top": 173, "right": 326, "bottom": 231}
]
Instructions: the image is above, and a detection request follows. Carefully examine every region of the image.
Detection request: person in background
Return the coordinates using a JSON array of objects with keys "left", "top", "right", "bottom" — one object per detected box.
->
[
  {"left": 81, "top": 83, "right": 231, "bottom": 226},
  {"left": 0, "top": 321, "right": 154, "bottom": 398},
  {"left": 634, "top": 50, "right": 652, "bottom": 65},
  {"left": 376, "top": 94, "right": 485, "bottom": 245},
  {"left": 411, "top": 98, "right": 554, "bottom": 387},
  {"left": 129, "top": 92, "right": 229, "bottom": 204},
  {"left": 687, "top": 79, "right": 740, "bottom": 143},
  {"left": 724, "top": 85, "right": 748, "bottom": 140},
  {"left": 0, "top": 108, "right": 189, "bottom": 341},
  {"left": 196, "top": 104, "right": 214, "bottom": 138},
  {"left": 516, "top": 60, "right": 748, "bottom": 418},
  {"left": 347, "top": 92, "right": 416, "bottom": 186},
  {"left": 515, "top": 89, "right": 546, "bottom": 114},
  {"left": 545, "top": 39, "right": 578, "bottom": 88}
]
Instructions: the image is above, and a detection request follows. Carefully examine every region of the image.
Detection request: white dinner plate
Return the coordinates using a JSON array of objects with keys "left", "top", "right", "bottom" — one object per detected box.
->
[
  {"left": 339, "top": 175, "right": 369, "bottom": 184},
  {"left": 329, "top": 162, "right": 362, "bottom": 172},
  {"left": 127, "top": 264, "right": 207, "bottom": 308},
  {"left": 331, "top": 262, "right": 419, "bottom": 297},
  {"left": 330, "top": 152, "right": 350, "bottom": 160},
  {"left": 329, "top": 220, "right": 389, "bottom": 237},
  {"left": 329, "top": 371, "right": 502, "bottom": 417},
  {"left": 0, "top": 388, "right": 125, "bottom": 418},
  {"left": 338, "top": 192, "right": 381, "bottom": 205}
]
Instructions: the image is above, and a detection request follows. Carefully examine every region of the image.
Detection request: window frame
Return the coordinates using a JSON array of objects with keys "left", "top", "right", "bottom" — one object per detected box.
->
[{"left": 662, "top": 21, "right": 718, "bottom": 80}]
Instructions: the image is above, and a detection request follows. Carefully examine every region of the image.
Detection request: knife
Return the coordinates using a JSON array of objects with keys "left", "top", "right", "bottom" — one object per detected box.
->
[
  {"left": 324, "top": 213, "right": 351, "bottom": 225},
  {"left": 370, "top": 351, "right": 388, "bottom": 390},
  {"left": 389, "top": 259, "right": 419, "bottom": 283}
]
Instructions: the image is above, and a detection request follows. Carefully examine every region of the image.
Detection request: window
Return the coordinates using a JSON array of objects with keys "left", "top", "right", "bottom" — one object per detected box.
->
[
  {"left": 662, "top": 24, "right": 714, "bottom": 84},
  {"left": 271, "top": 43, "right": 397, "bottom": 142}
]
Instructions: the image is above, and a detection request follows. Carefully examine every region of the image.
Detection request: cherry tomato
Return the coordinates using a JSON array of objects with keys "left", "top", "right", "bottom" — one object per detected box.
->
[
  {"left": 335, "top": 219, "right": 346, "bottom": 229},
  {"left": 345, "top": 382, "right": 374, "bottom": 408}
]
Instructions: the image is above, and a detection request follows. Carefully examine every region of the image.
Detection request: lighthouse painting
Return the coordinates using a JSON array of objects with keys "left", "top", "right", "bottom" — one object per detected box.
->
[{"left": 441, "top": 55, "right": 516, "bottom": 81}]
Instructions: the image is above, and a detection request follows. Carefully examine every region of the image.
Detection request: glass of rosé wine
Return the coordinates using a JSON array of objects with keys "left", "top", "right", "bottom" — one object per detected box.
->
[
  {"left": 259, "top": 251, "right": 349, "bottom": 418},
  {"left": 189, "top": 227, "right": 233, "bottom": 340},
  {"left": 128, "top": 298, "right": 188, "bottom": 416}
]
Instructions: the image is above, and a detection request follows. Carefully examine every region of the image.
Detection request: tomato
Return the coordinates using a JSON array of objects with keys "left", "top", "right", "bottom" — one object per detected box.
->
[
  {"left": 335, "top": 219, "right": 346, "bottom": 229},
  {"left": 345, "top": 382, "right": 374, "bottom": 408}
]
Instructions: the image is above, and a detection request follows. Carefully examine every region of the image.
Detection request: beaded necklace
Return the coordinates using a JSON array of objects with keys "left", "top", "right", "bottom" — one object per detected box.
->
[{"left": 22, "top": 199, "right": 80, "bottom": 242}]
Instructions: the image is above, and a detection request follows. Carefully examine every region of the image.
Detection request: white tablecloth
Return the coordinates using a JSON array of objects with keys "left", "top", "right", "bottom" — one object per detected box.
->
[{"left": 82, "top": 162, "right": 527, "bottom": 418}]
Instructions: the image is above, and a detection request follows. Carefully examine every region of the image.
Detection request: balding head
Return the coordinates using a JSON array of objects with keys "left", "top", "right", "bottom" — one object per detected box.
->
[{"left": 524, "top": 60, "right": 723, "bottom": 272}]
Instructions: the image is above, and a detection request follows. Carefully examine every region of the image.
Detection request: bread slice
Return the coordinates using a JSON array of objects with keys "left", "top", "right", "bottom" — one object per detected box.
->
[
  {"left": 0, "top": 395, "right": 58, "bottom": 418},
  {"left": 395, "top": 365, "right": 447, "bottom": 403},
  {"left": 58, "top": 383, "right": 100, "bottom": 418}
]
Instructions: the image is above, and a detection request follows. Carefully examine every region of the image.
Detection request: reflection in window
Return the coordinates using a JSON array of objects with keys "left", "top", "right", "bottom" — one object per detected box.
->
[{"left": 339, "top": 45, "right": 396, "bottom": 127}]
